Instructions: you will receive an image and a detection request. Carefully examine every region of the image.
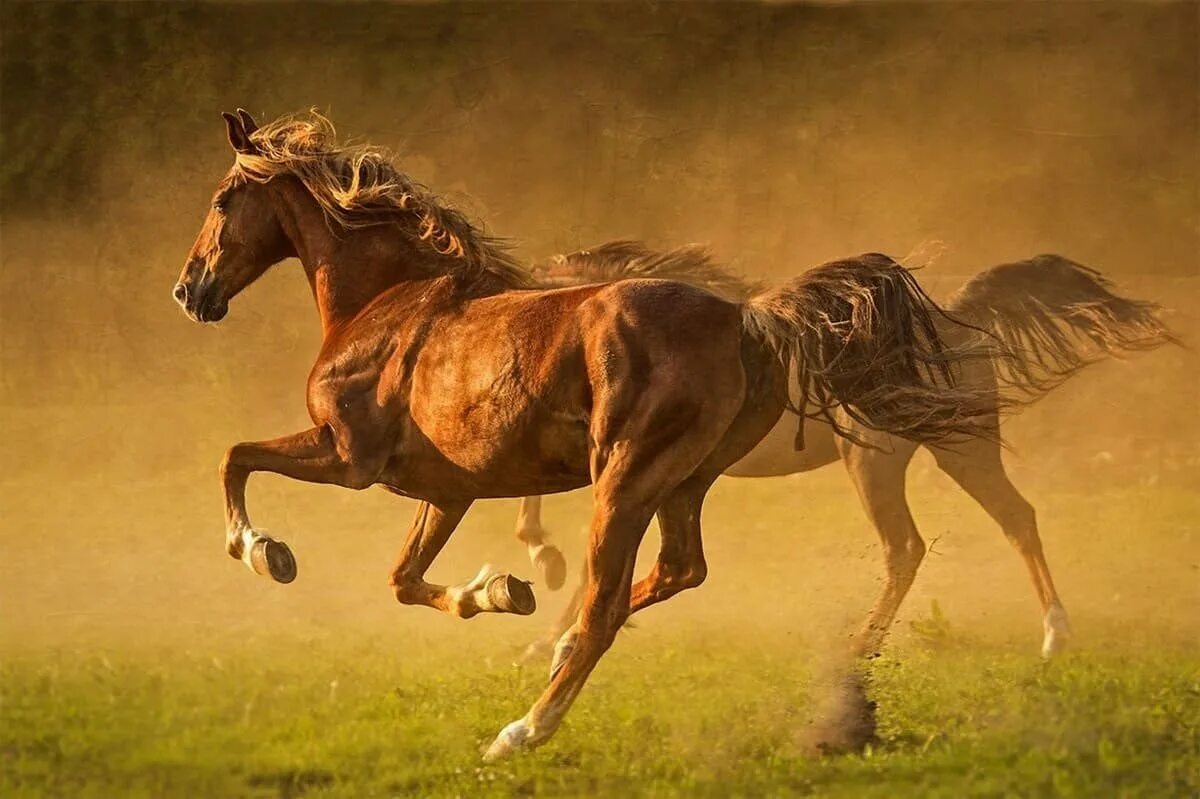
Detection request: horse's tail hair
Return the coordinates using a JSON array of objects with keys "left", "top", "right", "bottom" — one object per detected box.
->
[
  {"left": 741, "top": 253, "right": 1001, "bottom": 447},
  {"left": 946, "top": 254, "right": 1178, "bottom": 400}
]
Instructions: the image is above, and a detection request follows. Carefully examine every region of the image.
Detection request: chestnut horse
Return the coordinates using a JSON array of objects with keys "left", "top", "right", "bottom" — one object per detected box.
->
[
  {"left": 514, "top": 242, "right": 1174, "bottom": 662},
  {"left": 176, "top": 110, "right": 1006, "bottom": 760}
]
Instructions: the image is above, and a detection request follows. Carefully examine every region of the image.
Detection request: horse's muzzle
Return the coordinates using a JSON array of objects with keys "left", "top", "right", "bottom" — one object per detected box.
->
[{"left": 174, "top": 272, "right": 228, "bottom": 323}]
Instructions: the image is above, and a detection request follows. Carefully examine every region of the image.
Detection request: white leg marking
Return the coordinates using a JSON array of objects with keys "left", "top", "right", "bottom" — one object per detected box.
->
[
  {"left": 482, "top": 717, "right": 533, "bottom": 762},
  {"left": 549, "top": 625, "right": 579, "bottom": 683},
  {"left": 1041, "top": 602, "right": 1072, "bottom": 659},
  {"left": 446, "top": 563, "right": 495, "bottom": 616},
  {"left": 446, "top": 564, "right": 534, "bottom": 617},
  {"left": 527, "top": 542, "right": 548, "bottom": 568},
  {"left": 239, "top": 527, "right": 263, "bottom": 572}
]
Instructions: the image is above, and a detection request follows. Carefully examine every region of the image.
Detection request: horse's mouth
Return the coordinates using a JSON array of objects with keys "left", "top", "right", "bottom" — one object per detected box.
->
[
  {"left": 174, "top": 271, "right": 228, "bottom": 324},
  {"left": 181, "top": 296, "right": 228, "bottom": 324},
  {"left": 196, "top": 300, "right": 228, "bottom": 323},
  {"left": 179, "top": 289, "right": 228, "bottom": 324}
]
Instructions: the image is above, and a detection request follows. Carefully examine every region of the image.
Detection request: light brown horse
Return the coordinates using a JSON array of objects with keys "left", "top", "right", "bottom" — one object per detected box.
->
[
  {"left": 514, "top": 242, "right": 1175, "bottom": 662},
  {"left": 175, "top": 110, "right": 1007, "bottom": 760}
]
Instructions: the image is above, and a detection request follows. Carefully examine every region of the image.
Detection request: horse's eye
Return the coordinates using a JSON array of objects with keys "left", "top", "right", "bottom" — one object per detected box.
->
[{"left": 213, "top": 200, "right": 227, "bottom": 213}]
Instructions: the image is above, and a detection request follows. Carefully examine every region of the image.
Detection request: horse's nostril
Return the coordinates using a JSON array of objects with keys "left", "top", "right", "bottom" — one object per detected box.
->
[{"left": 173, "top": 283, "right": 188, "bottom": 303}]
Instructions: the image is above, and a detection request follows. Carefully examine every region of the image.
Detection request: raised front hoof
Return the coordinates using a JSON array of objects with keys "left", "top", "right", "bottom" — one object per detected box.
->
[
  {"left": 488, "top": 574, "right": 536, "bottom": 616},
  {"left": 248, "top": 538, "right": 297, "bottom": 584},
  {"left": 533, "top": 545, "right": 567, "bottom": 592}
]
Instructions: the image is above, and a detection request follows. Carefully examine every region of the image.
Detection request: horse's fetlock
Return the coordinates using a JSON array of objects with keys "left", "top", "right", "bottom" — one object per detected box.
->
[{"left": 680, "top": 561, "right": 708, "bottom": 589}]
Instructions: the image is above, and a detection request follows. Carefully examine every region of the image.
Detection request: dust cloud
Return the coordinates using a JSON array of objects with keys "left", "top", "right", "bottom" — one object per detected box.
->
[{"left": 1, "top": 1, "right": 1197, "bottom": 685}]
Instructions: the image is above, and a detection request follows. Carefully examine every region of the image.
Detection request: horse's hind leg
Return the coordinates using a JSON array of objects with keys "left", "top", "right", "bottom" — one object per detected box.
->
[
  {"left": 537, "top": 475, "right": 713, "bottom": 677},
  {"left": 521, "top": 472, "right": 710, "bottom": 667},
  {"left": 484, "top": 484, "right": 653, "bottom": 760},
  {"left": 628, "top": 475, "right": 712, "bottom": 615},
  {"left": 515, "top": 496, "right": 568, "bottom": 591},
  {"left": 841, "top": 436, "right": 924, "bottom": 658},
  {"left": 485, "top": 384, "right": 740, "bottom": 758},
  {"left": 931, "top": 440, "right": 1070, "bottom": 658}
]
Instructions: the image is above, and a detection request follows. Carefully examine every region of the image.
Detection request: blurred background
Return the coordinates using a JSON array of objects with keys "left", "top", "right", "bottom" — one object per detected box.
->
[{"left": 1, "top": 1, "right": 1196, "bottom": 657}]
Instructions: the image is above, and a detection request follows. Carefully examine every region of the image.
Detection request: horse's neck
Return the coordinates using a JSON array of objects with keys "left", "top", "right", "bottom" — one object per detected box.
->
[{"left": 273, "top": 180, "right": 438, "bottom": 334}]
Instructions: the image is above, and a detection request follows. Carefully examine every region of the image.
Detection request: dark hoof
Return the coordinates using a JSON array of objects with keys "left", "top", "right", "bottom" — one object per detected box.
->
[
  {"left": 534, "top": 545, "right": 568, "bottom": 592},
  {"left": 489, "top": 574, "right": 536, "bottom": 615},
  {"left": 250, "top": 538, "right": 297, "bottom": 584}
]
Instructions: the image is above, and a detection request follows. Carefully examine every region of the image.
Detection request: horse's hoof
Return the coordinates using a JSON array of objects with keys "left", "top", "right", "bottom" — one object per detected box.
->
[
  {"left": 487, "top": 574, "right": 536, "bottom": 615},
  {"left": 1041, "top": 603, "right": 1071, "bottom": 659},
  {"left": 482, "top": 718, "right": 532, "bottom": 762},
  {"left": 533, "top": 545, "right": 567, "bottom": 592},
  {"left": 249, "top": 538, "right": 297, "bottom": 584}
]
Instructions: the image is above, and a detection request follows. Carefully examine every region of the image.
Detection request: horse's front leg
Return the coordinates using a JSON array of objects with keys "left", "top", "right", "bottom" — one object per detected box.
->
[
  {"left": 220, "top": 425, "right": 387, "bottom": 582},
  {"left": 391, "top": 501, "right": 537, "bottom": 618},
  {"left": 515, "top": 496, "right": 568, "bottom": 591}
]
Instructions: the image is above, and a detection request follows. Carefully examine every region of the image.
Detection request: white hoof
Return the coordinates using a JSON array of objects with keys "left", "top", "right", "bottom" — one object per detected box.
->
[
  {"left": 1041, "top": 604, "right": 1071, "bottom": 659},
  {"left": 449, "top": 564, "right": 536, "bottom": 617},
  {"left": 482, "top": 718, "right": 532, "bottom": 762}
]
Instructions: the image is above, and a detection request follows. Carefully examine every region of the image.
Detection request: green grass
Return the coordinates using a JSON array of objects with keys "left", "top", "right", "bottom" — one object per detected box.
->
[
  {"left": 3, "top": 470, "right": 1197, "bottom": 797},
  {"left": 2, "top": 631, "right": 1197, "bottom": 799}
]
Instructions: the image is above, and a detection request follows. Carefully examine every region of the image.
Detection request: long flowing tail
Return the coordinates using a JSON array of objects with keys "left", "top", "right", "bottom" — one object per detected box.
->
[
  {"left": 741, "top": 253, "right": 1000, "bottom": 446},
  {"left": 946, "top": 254, "right": 1178, "bottom": 399}
]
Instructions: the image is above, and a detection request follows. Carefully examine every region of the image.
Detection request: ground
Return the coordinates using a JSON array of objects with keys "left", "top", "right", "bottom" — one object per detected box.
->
[
  {"left": 2, "top": 459, "right": 1197, "bottom": 798},
  {"left": 3, "top": 633, "right": 1197, "bottom": 798}
]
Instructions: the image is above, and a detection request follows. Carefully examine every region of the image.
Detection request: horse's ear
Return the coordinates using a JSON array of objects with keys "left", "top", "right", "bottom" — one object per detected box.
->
[
  {"left": 222, "top": 111, "right": 257, "bottom": 155},
  {"left": 236, "top": 108, "right": 259, "bottom": 135}
]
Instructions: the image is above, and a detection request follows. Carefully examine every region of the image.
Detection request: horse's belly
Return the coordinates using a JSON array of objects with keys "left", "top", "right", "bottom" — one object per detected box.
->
[
  {"left": 382, "top": 408, "right": 592, "bottom": 500},
  {"left": 724, "top": 413, "right": 839, "bottom": 477}
]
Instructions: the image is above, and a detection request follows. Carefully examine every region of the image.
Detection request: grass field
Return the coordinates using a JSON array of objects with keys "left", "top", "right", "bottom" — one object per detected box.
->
[
  {"left": 3, "top": 633, "right": 1197, "bottom": 798},
  {"left": 3, "top": 460, "right": 1198, "bottom": 798}
]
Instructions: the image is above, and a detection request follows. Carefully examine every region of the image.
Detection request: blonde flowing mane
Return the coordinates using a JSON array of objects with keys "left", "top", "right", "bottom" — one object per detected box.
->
[
  {"left": 532, "top": 240, "right": 761, "bottom": 301},
  {"left": 230, "top": 111, "right": 531, "bottom": 288}
]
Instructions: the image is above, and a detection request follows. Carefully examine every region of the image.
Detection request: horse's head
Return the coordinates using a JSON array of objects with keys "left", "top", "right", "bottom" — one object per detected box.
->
[{"left": 174, "top": 110, "right": 294, "bottom": 322}]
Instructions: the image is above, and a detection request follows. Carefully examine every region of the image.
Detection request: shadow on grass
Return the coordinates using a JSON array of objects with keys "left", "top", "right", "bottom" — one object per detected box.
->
[{"left": 245, "top": 768, "right": 335, "bottom": 799}]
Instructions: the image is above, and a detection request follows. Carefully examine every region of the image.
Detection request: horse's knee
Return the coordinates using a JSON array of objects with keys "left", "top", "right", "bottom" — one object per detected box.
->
[
  {"left": 680, "top": 559, "right": 707, "bottom": 590},
  {"left": 885, "top": 535, "right": 926, "bottom": 575},
  {"left": 219, "top": 444, "right": 251, "bottom": 480},
  {"left": 389, "top": 574, "right": 423, "bottom": 606}
]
